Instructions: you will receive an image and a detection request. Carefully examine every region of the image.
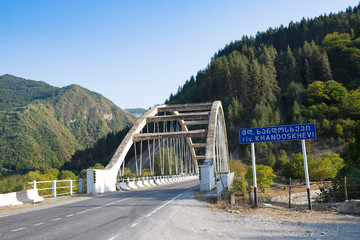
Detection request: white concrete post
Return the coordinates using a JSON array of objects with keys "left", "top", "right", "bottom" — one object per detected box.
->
[
  {"left": 69, "top": 180, "right": 73, "bottom": 195},
  {"left": 200, "top": 165, "right": 215, "bottom": 191},
  {"left": 52, "top": 180, "right": 57, "bottom": 198},
  {"left": 87, "top": 169, "right": 95, "bottom": 194},
  {"left": 79, "top": 179, "right": 83, "bottom": 194},
  {"left": 32, "top": 180, "right": 37, "bottom": 189}
]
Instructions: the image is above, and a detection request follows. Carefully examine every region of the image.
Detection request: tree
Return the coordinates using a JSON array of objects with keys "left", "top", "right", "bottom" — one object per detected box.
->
[
  {"left": 0, "top": 175, "right": 24, "bottom": 193},
  {"left": 344, "top": 121, "right": 360, "bottom": 168},
  {"left": 324, "top": 80, "right": 348, "bottom": 104},
  {"left": 303, "top": 59, "right": 313, "bottom": 85},
  {"left": 227, "top": 98, "right": 243, "bottom": 126},
  {"left": 322, "top": 32, "right": 360, "bottom": 88},
  {"left": 44, "top": 168, "right": 60, "bottom": 180},
  {"left": 237, "top": 55, "right": 251, "bottom": 104},
  {"left": 283, "top": 153, "right": 307, "bottom": 179},
  {"left": 246, "top": 164, "right": 276, "bottom": 192},
  {"left": 229, "top": 159, "right": 248, "bottom": 195},
  {"left": 278, "top": 46, "right": 302, "bottom": 88},
  {"left": 59, "top": 170, "right": 77, "bottom": 180},
  {"left": 306, "top": 81, "right": 329, "bottom": 104},
  {"left": 23, "top": 170, "right": 47, "bottom": 183},
  {"left": 309, "top": 153, "right": 344, "bottom": 179},
  {"left": 154, "top": 148, "right": 183, "bottom": 176},
  {"left": 258, "top": 45, "right": 280, "bottom": 100},
  {"left": 267, "top": 152, "right": 276, "bottom": 168},
  {"left": 273, "top": 149, "right": 289, "bottom": 176},
  {"left": 319, "top": 52, "right": 333, "bottom": 81},
  {"left": 341, "top": 88, "right": 360, "bottom": 118},
  {"left": 281, "top": 81, "right": 304, "bottom": 123},
  {"left": 91, "top": 163, "right": 104, "bottom": 169},
  {"left": 227, "top": 98, "right": 244, "bottom": 148},
  {"left": 119, "top": 167, "right": 136, "bottom": 179},
  {"left": 251, "top": 96, "right": 281, "bottom": 128},
  {"left": 249, "top": 59, "right": 262, "bottom": 105}
]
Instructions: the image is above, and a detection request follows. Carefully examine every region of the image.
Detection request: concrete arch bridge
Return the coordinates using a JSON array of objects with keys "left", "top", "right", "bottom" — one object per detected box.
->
[{"left": 87, "top": 101, "right": 230, "bottom": 193}]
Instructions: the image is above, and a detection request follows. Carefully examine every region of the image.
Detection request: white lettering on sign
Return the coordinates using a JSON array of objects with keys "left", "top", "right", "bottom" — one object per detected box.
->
[{"left": 239, "top": 123, "right": 316, "bottom": 144}]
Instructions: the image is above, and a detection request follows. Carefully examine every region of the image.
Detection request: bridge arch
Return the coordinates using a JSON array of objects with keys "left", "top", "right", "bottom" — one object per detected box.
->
[{"left": 87, "top": 101, "right": 230, "bottom": 193}]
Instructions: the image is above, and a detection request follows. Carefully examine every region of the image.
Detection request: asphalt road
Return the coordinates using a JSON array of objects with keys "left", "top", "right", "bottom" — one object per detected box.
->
[{"left": 0, "top": 179, "right": 200, "bottom": 240}]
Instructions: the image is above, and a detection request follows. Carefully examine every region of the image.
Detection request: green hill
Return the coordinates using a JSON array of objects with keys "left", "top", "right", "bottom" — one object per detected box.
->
[
  {"left": 0, "top": 75, "right": 135, "bottom": 176},
  {"left": 125, "top": 108, "right": 147, "bottom": 118},
  {"left": 167, "top": 4, "right": 360, "bottom": 169}
]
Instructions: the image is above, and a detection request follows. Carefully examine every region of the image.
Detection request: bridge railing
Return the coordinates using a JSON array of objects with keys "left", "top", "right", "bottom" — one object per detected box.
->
[
  {"left": 28, "top": 174, "right": 197, "bottom": 197},
  {"left": 27, "top": 179, "right": 86, "bottom": 198},
  {"left": 116, "top": 173, "right": 198, "bottom": 190}
]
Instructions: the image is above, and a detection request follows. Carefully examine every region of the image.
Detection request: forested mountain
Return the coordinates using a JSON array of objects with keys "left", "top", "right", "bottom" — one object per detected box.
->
[
  {"left": 0, "top": 75, "right": 135, "bottom": 176},
  {"left": 125, "top": 108, "right": 147, "bottom": 118},
  {"left": 167, "top": 4, "right": 360, "bottom": 179}
]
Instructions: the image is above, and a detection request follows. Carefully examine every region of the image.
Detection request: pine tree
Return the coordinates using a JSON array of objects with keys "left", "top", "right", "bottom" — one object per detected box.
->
[
  {"left": 319, "top": 52, "right": 333, "bottom": 81},
  {"left": 258, "top": 46, "right": 280, "bottom": 100},
  {"left": 282, "top": 46, "right": 300, "bottom": 89},
  {"left": 303, "top": 59, "right": 313, "bottom": 85},
  {"left": 249, "top": 59, "right": 262, "bottom": 105}
]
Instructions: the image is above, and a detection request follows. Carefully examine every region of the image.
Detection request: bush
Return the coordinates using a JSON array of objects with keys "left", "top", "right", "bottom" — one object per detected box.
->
[
  {"left": 0, "top": 175, "right": 24, "bottom": 193},
  {"left": 246, "top": 164, "right": 276, "bottom": 192},
  {"left": 229, "top": 158, "right": 247, "bottom": 177},
  {"left": 309, "top": 153, "right": 344, "bottom": 179},
  {"left": 119, "top": 167, "right": 137, "bottom": 179},
  {"left": 231, "top": 172, "right": 248, "bottom": 195},
  {"left": 59, "top": 170, "right": 77, "bottom": 180},
  {"left": 229, "top": 159, "right": 248, "bottom": 195}
]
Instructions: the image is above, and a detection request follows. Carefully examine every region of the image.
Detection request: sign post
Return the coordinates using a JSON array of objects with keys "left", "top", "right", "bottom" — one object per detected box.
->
[
  {"left": 301, "top": 139, "right": 312, "bottom": 210},
  {"left": 240, "top": 123, "right": 316, "bottom": 209},
  {"left": 251, "top": 143, "right": 258, "bottom": 206}
]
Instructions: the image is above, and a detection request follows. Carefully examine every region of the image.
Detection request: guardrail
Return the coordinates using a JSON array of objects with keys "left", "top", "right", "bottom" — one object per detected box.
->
[
  {"left": 28, "top": 179, "right": 86, "bottom": 198},
  {"left": 27, "top": 174, "right": 198, "bottom": 197},
  {"left": 116, "top": 174, "right": 198, "bottom": 191}
]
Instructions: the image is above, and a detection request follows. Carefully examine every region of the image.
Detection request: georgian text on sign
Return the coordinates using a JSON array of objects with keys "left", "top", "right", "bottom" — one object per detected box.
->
[{"left": 239, "top": 123, "right": 316, "bottom": 144}]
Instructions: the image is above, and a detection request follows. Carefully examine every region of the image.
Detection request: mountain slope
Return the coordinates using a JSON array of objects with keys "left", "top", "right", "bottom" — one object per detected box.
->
[
  {"left": 166, "top": 4, "right": 360, "bottom": 166},
  {"left": 0, "top": 75, "right": 135, "bottom": 175}
]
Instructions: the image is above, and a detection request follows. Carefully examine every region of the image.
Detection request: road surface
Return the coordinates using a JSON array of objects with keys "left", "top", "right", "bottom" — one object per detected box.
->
[
  {"left": 2, "top": 179, "right": 360, "bottom": 240},
  {"left": 0, "top": 179, "right": 199, "bottom": 240}
]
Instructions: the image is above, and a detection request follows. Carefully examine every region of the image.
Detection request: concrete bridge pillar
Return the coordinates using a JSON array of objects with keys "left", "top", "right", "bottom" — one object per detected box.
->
[{"left": 199, "top": 165, "right": 215, "bottom": 191}]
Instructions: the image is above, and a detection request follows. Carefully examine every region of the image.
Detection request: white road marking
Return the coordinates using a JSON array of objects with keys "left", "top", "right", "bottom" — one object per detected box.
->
[
  {"left": 11, "top": 227, "right": 25, "bottom": 232},
  {"left": 66, "top": 214, "right": 74, "bottom": 217},
  {"left": 130, "top": 222, "right": 139, "bottom": 228},
  {"left": 33, "top": 222, "right": 45, "bottom": 226},
  {"left": 52, "top": 218, "right": 61, "bottom": 221},
  {"left": 107, "top": 185, "right": 197, "bottom": 240},
  {"left": 76, "top": 206, "right": 101, "bottom": 215},
  {"left": 146, "top": 192, "right": 185, "bottom": 218},
  {"left": 76, "top": 195, "right": 140, "bottom": 215}
]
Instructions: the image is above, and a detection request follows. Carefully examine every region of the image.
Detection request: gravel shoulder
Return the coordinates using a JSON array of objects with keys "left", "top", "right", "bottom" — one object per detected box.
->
[{"left": 138, "top": 190, "right": 360, "bottom": 240}]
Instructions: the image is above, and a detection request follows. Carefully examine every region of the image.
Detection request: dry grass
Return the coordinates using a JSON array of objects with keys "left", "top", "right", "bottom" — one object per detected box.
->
[{"left": 200, "top": 180, "right": 339, "bottom": 217}]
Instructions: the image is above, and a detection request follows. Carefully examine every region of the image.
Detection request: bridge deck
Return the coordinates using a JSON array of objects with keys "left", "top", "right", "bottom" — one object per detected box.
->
[
  {"left": 146, "top": 112, "right": 210, "bottom": 123},
  {"left": 133, "top": 129, "right": 207, "bottom": 142}
]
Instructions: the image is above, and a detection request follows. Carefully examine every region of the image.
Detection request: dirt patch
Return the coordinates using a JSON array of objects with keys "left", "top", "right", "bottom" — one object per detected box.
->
[
  {"left": 149, "top": 189, "right": 360, "bottom": 240},
  {"left": 194, "top": 196, "right": 360, "bottom": 239}
]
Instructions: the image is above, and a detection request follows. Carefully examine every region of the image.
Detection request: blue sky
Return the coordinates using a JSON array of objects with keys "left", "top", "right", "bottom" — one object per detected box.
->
[{"left": 1, "top": 0, "right": 358, "bottom": 109}]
